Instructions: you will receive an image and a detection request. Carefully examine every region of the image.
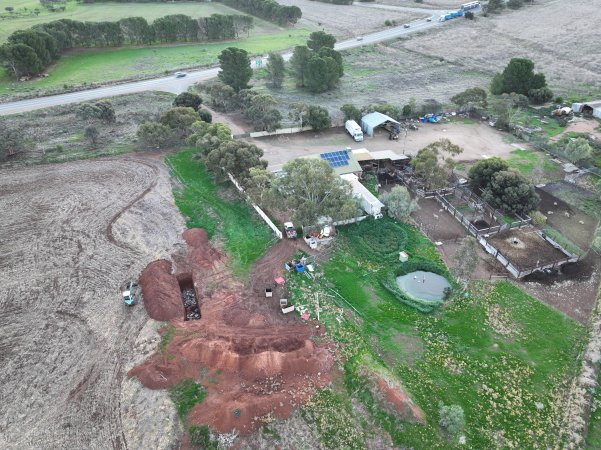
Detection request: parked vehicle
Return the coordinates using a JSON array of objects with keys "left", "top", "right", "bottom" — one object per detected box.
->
[
  {"left": 439, "top": 10, "right": 464, "bottom": 21},
  {"left": 284, "top": 222, "right": 297, "bottom": 239},
  {"left": 345, "top": 120, "right": 364, "bottom": 142},
  {"left": 174, "top": 71, "right": 187, "bottom": 78},
  {"left": 403, "top": 24, "right": 410, "bottom": 28},
  {"left": 122, "top": 282, "right": 138, "bottom": 306},
  {"left": 460, "top": 1, "right": 480, "bottom": 10}
]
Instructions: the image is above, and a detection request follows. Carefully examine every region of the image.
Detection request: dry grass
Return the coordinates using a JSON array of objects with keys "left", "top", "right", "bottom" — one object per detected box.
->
[{"left": 401, "top": 0, "right": 601, "bottom": 94}]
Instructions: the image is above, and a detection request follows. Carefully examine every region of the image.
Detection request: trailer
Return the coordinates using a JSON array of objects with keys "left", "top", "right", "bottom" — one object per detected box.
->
[
  {"left": 439, "top": 9, "right": 464, "bottom": 21},
  {"left": 460, "top": 1, "right": 480, "bottom": 11}
]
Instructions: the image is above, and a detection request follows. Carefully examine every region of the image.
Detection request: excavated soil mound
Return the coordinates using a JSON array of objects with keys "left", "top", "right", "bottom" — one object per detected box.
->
[
  {"left": 130, "top": 230, "right": 336, "bottom": 435},
  {"left": 374, "top": 376, "right": 425, "bottom": 424},
  {"left": 138, "top": 260, "right": 183, "bottom": 321}
]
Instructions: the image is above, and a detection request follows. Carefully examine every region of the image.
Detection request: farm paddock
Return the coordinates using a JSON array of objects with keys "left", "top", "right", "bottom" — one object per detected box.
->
[{"left": 0, "top": 154, "right": 185, "bottom": 448}]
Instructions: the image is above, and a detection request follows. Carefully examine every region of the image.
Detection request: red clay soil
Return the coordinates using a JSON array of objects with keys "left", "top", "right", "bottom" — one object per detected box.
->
[
  {"left": 138, "top": 260, "right": 183, "bottom": 321},
  {"left": 373, "top": 375, "right": 425, "bottom": 425},
  {"left": 129, "top": 229, "right": 335, "bottom": 435}
]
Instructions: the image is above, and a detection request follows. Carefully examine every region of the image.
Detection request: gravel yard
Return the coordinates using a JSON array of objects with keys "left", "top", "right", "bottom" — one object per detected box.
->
[{"left": 0, "top": 155, "right": 185, "bottom": 449}]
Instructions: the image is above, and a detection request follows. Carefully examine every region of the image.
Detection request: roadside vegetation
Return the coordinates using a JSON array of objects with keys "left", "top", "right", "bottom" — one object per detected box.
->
[{"left": 166, "top": 148, "right": 273, "bottom": 276}]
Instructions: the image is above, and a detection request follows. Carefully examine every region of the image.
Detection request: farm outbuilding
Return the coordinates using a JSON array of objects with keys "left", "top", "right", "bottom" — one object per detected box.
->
[
  {"left": 305, "top": 148, "right": 363, "bottom": 177},
  {"left": 360, "top": 112, "right": 400, "bottom": 137},
  {"left": 572, "top": 101, "right": 601, "bottom": 119},
  {"left": 340, "top": 173, "right": 384, "bottom": 217}
]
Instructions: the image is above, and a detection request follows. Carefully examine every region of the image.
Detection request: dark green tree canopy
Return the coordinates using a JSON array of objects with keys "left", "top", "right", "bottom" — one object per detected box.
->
[
  {"left": 306, "top": 105, "right": 331, "bottom": 130},
  {"left": 272, "top": 158, "right": 359, "bottom": 226},
  {"left": 290, "top": 45, "right": 311, "bottom": 87},
  {"left": 491, "top": 58, "right": 550, "bottom": 99},
  {"left": 340, "top": 104, "right": 361, "bottom": 123},
  {"left": 266, "top": 52, "right": 285, "bottom": 89},
  {"left": 205, "top": 140, "right": 267, "bottom": 182},
  {"left": 451, "top": 87, "right": 487, "bottom": 109},
  {"left": 0, "top": 43, "right": 43, "bottom": 77},
  {"left": 137, "top": 122, "right": 175, "bottom": 149},
  {"left": 159, "top": 107, "right": 199, "bottom": 135},
  {"left": 218, "top": 47, "right": 252, "bottom": 92},
  {"left": 305, "top": 54, "right": 340, "bottom": 93},
  {"left": 468, "top": 157, "right": 510, "bottom": 192},
  {"left": 307, "top": 31, "right": 336, "bottom": 51},
  {"left": 173, "top": 92, "right": 203, "bottom": 110},
  {"left": 481, "top": 170, "right": 540, "bottom": 215}
]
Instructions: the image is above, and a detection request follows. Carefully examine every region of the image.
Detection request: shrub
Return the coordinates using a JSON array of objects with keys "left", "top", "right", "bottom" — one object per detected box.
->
[
  {"left": 529, "top": 210, "right": 547, "bottom": 227},
  {"left": 439, "top": 404, "right": 465, "bottom": 437},
  {"left": 198, "top": 108, "right": 213, "bottom": 123}
]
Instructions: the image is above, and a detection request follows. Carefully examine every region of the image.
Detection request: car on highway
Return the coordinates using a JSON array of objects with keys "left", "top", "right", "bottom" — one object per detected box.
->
[
  {"left": 403, "top": 24, "right": 410, "bottom": 28},
  {"left": 426, "top": 17, "right": 432, "bottom": 22},
  {"left": 356, "top": 36, "right": 363, "bottom": 41},
  {"left": 174, "top": 72, "right": 187, "bottom": 78}
]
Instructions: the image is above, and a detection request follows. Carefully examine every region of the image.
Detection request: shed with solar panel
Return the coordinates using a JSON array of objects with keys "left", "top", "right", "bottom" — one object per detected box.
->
[{"left": 308, "top": 148, "right": 363, "bottom": 177}]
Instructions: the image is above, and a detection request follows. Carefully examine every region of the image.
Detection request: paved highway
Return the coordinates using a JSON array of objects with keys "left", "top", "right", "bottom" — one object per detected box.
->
[{"left": 0, "top": 13, "right": 447, "bottom": 116}]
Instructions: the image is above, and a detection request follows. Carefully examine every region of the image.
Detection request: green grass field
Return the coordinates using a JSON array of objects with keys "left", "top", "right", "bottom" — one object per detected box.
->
[
  {"left": 283, "top": 218, "right": 584, "bottom": 448},
  {"left": 506, "top": 148, "right": 563, "bottom": 181},
  {"left": 165, "top": 148, "right": 273, "bottom": 276},
  {"left": 0, "top": 28, "right": 310, "bottom": 96},
  {"left": 0, "top": 0, "right": 259, "bottom": 42}
]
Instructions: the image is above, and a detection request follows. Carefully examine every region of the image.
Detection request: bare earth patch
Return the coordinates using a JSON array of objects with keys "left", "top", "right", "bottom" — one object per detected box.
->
[{"left": 0, "top": 155, "right": 185, "bottom": 448}]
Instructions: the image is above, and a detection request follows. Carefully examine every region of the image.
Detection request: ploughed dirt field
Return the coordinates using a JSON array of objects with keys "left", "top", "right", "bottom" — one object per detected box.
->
[
  {"left": 277, "top": 0, "right": 424, "bottom": 38},
  {"left": 401, "top": 0, "right": 601, "bottom": 93},
  {"left": 0, "top": 155, "right": 185, "bottom": 448}
]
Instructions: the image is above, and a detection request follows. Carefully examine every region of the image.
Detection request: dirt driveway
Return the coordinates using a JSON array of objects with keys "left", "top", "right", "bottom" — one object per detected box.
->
[
  {"left": 252, "top": 122, "right": 519, "bottom": 170},
  {"left": 0, "top": 155, "right": 184, "bottom": 449}
]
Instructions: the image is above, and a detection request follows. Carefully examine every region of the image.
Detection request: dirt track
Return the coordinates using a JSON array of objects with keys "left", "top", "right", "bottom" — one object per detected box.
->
[{"left": 0, "top": 155, "right": 185, "bottom": 449}]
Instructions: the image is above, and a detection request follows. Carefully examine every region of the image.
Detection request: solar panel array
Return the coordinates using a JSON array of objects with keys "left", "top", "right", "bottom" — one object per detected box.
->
[{"left": 320, "top": 150, "right": 350, "bottom": 168}]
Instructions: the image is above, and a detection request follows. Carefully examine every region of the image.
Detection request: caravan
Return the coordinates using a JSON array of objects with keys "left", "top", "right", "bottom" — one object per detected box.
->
[{"left": 345, "top": 120, "right": 364, "bottom": 142}]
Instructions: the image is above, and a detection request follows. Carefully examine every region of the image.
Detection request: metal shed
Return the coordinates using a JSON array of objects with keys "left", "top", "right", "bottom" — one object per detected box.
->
[
  {"left": 572, "top": 101, "right": 601, "bottom": 119},
  {"left": 360, "top": 112, "right": 400, "bottom": 137}
]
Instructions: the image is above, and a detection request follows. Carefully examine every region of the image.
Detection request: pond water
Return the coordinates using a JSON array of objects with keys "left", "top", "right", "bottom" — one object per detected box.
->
[{"left": 396, "top": 271, "right": 451, "bottom": 301}]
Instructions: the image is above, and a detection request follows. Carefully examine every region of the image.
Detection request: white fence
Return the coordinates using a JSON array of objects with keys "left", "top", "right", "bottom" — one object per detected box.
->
[
  {"left": 248, "top": 125, "right": 313, "bottom": 138},
  {"left": 227, "top": 172, "right": 282, "bottom": 239}
]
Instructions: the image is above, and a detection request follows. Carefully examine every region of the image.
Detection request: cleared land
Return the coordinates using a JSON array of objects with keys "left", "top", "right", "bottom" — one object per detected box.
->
[
  {"left": 0, "top": 0, "right": 244, "bottom": 42},
  {"left": 250, "top": 121, "right": 521, "bottom": 171},
  {"left": 401, "top": 0, "right": 601, "bottom": 95},
  {"left": 277, "top": 0, "right": 424, "bottom": 38},
  {"left": 0, "top": 155, "right": 185, "bottom": 448},
  {"left": 254, "top": 43, "right": 492, "bottom": 117},
  {"left": 0, "top": 92, "right": 175, "bottom": 166}
]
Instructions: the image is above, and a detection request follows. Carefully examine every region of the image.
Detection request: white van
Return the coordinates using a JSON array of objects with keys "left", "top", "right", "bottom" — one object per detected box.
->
[{"left": 345, "top": 120, "right": 364, "bottom": 142}]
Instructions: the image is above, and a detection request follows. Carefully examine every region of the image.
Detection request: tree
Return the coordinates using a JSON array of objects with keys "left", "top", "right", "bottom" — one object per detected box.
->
[
  {"left": 317, "top": 47, "right": 343, "bottom": 77},
  {"left": 507, "top": 0, "right": 524, "bottom": 9},
  {"left": 290, "top": 45, "right": 311, "bottom": 87},
  {"left": 489, "top": 93, "right": 529, "bottom": 130},
  {"left": 305, "top": 54, "right": 340, "bottom": 93},
  {"left": 272, "top": 158, "right": 359, "bottom": 226},
  {"left": 0, "top": 43, "right": 43, "bottom": 78},
  {"left": 0, "top": 126, "right": 24, "bottom": 161},
  {"left": 421, "top": 99, "right": 442, "bottom": 115},
  {"left": 464, "top": 11, "right": 474, "bottom": 19},
  {"left": 452, "top": 236, "right": 479, "bottom": 283},
  {"left": 76, "top": 100, "right": 116, "bottom": 123},
  {"left": 486, "top": 0, "right": 504, "bottom": 13},
  {"left": 468, "top": 157, "right": 510, "bottom": 192},
  {"left": 187, "top": 121, "right": 232, "bottom": 153},
  {"left": 380, "top": 185, "right": 418, "bottom": 222},
  {"left": 84, "top": 126, "right": 99, "bottom": 145},
  {"left": 341, "top": 104, "right": 361, "bottom": 123},
  {"left": 5, "top": 6, "right": 14, "bottom": 13},
  {"left": 411, "top": 139, "right": 463, "bottom": 190},
  {"left": 137, "top": 122, "right": 175, "bottom": 149},
  {"left": 8, "top": 30, "right": 58, "bottom": 67},
  {"left": 306, "top": 105, "right": 331, "bottom": 130},
  {"left": 439, "top": 404, "right": 465, "bottom": 437},
  {"left": 266, "top": 52, "right": 285, "bottom": 89},
  {"left": 528, "top": 87, "right": 554, "bottom": 105},
  {"left": 492, "top": 58, "right": 548, "bottom": 97},
  {"left": 245, "top": 94, "right": 282, "bottom": 131},
  {"left": 288, "top": 102, "right": 309, "bottom": 127},
  {"left": 205, "top": 81, "right": 237, "bottom": 111},
  {"left": 482, "top": 170, "right": 540, "bottom": 215},
  {"left": 307, "top": 31, "right": 336, "bottom": 51},
  {"left": 159, "top": 107, "right": 199, "bottom": 137},
  {"left": 564, "top": 138, "right": 592, "bottom": 164},
  {"left": 197, "top": 108, "right": 213, "bottom": 123},
  {"left": 451, "top": 87, "right": 487, "bottom": 110},
  {"left": 173, "top": 92, "right": 202, "bottom": 110},
  {"left": 205, "top": 140, "right": 267, "bottom": 182},
  {"left": 245, "top": 166, "right": 274, "bottom": 207},
  {"left": 217, "top": 47, "right": 252, "bottom": 92}
]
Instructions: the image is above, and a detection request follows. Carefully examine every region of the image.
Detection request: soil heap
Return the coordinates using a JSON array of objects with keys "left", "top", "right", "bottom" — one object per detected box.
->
[{"left": 129, "top": 229, "right": 335, "bottom": 434}]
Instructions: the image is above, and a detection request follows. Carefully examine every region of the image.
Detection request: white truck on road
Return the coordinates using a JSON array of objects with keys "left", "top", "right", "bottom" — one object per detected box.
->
[{"left": 345, "top": 120, "right": 364, "bottom": 142}]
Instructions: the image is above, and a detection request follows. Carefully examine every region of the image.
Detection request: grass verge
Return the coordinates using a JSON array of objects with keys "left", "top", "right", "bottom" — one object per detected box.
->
[
  {"left": 169, "top": 379, "right": 207, "bottom": 421},
  {"left": 0, "top": 28, "right": 310, "bottom": 96},
  {"left": 165, "top": 148, "right": 273, "bottom": 276}
]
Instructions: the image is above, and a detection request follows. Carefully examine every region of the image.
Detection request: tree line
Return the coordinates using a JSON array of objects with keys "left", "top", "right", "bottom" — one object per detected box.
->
[
  {"left": 0, "top": 13, "right": 254, "bottom": 78},
  {"left": 79, "top": 0, "right": 302, "bottom": 26}
]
